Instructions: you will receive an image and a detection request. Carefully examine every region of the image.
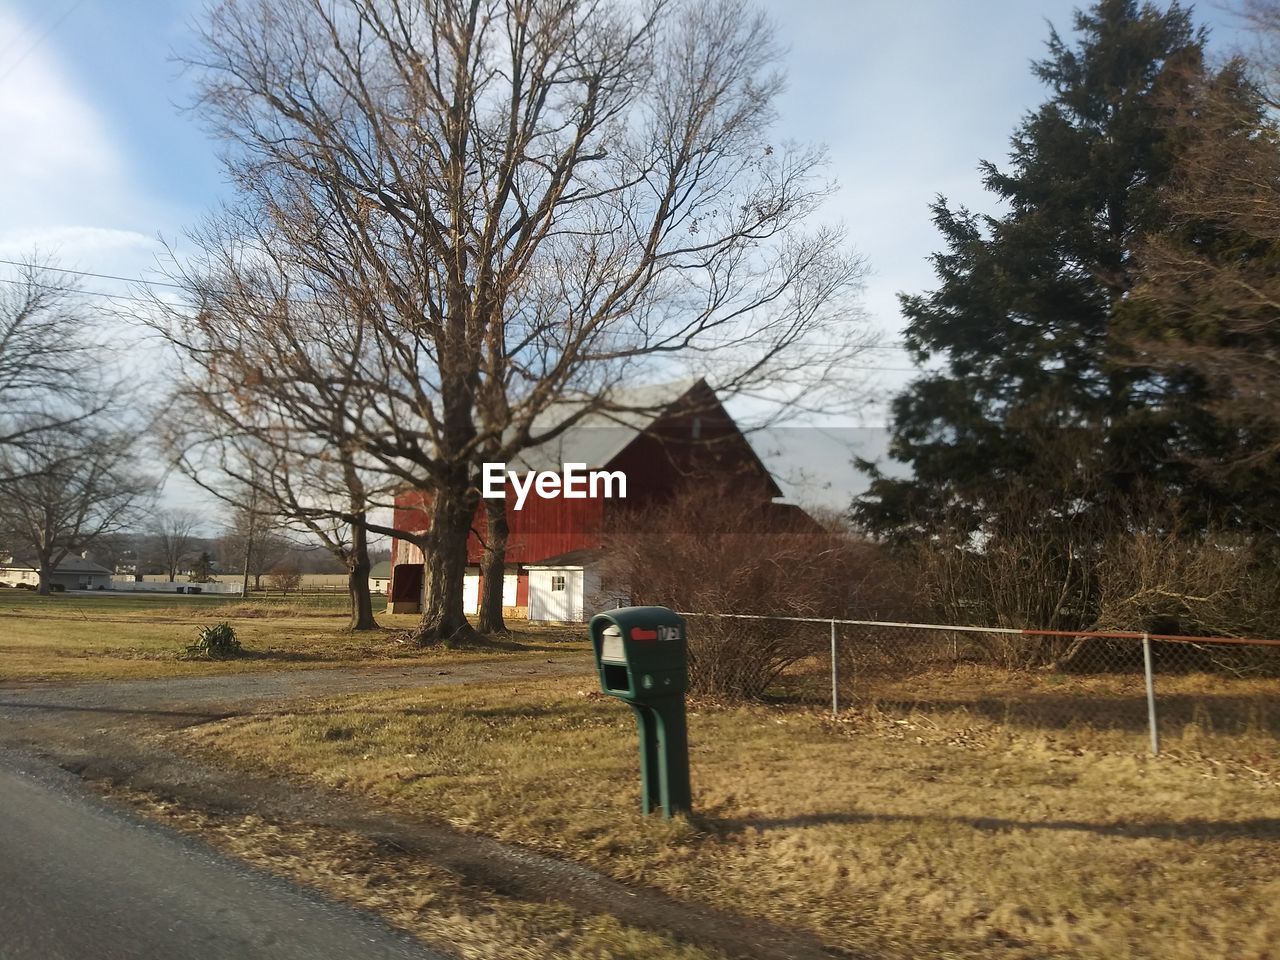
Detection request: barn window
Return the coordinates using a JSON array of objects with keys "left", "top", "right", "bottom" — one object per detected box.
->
[{"left": 551, "top": 575, "right": 566, "bottom": 592}]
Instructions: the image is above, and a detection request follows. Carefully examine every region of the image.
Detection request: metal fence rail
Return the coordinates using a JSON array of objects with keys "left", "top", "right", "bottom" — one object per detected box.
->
[{"left": 678, "top": 612, "right": 1280, "bottom": 757}]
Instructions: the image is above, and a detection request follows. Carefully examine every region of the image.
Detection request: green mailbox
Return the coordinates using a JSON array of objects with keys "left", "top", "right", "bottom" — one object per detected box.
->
[{"left": 590, "top": 606, "right": 691, "bottom": 818}]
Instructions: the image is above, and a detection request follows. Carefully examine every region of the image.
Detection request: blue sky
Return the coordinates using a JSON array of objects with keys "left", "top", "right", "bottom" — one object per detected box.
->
[{"left": 0, "top": 0, "right": 1252, "bottom": 511}]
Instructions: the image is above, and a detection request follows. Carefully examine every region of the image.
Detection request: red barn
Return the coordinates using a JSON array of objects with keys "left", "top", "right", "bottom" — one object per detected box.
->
[{"left": 387, "top": 378, "right": 792, "bottom": 620}]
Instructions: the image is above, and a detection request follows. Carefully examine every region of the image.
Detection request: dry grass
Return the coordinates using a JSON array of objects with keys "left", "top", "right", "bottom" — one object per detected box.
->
[
  {"left": 855, "top": 664, "right": 1280, "bottom": 752},
  {"left": 174, "top": 674, "right": 1280, "bottom": 960},
  {"left": 0, "top": 588, "right": 580, "bottom": 681}
]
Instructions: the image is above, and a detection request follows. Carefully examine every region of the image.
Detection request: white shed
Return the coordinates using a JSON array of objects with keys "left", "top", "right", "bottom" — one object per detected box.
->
[{"left": 526, "top": 550, "right": 605, "bottom": 623}]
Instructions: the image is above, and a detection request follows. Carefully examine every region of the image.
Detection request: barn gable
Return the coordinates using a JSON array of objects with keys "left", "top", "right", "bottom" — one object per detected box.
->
[{"left": 388, "top": 378, "right": 801, "bottom": 619}]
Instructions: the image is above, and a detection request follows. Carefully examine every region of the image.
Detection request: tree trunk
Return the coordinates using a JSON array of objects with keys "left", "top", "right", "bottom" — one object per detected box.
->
[
  {"left": 240, "top": 521, "right": 254, "bottom": 598},
  {"left": 414, "top": 483, "right": 479, "bottom": 646},
  {"left": 477, "top": 497, "right": 509, "bottom": 634},
  {"left": 347, "top": 517, "right": 379, "bottom": 631},
  {"left": 37, "top": 556, "right": 52, "bottom": 596}
]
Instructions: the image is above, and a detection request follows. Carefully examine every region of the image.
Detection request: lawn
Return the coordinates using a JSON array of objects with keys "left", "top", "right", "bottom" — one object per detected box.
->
[
  {"left": 0, "top": 587, "right": 580, "bottom": 681},
  {"left": 175, "top": 674, "right": 1280, "bottom": 960}
]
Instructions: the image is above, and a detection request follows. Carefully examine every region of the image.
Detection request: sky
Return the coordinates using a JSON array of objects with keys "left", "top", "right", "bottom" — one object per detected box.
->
[{"left": 0, "top": 0, "right": 1254, "bottom": 514}]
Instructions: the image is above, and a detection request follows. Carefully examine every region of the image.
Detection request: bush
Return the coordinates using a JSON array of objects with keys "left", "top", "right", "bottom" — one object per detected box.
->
[
  {"left": 266, "top": 562, "right": 303, "bottom": 596},
  {"left": 601, "top": 484, "right": 915, "bottom": 700},
  {"left": 186, "top": 621, "right": 242, "bottom": 659}
]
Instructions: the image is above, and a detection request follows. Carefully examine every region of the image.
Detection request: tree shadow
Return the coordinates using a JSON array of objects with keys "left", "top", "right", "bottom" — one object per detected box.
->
[
  {"left": 862, "top": 693, "right": 1279, "bottom": 736},
  {"left": 704, "top": 809, "right": 1280, "bottom": 842}
]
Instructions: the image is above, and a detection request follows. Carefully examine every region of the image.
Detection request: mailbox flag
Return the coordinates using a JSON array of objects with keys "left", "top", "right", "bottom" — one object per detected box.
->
[{"left": 630, "top": 627, "right": 658, "bottom": 641}]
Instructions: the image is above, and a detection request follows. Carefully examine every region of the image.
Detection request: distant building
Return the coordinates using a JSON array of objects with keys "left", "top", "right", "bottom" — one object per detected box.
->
[
  {"left": 369, "top": 560, "right": 391, "bottom": 595},
  {"left": 0, "top": 556, "right": 114, "bottom": 590}
]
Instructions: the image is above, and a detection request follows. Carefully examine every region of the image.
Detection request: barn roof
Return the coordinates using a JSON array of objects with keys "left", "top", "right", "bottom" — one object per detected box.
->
[{"left": 508, "top": 377, "right": 703, "bottom": 473}]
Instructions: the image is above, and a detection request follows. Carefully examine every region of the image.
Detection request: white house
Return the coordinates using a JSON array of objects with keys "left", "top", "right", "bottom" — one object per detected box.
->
[
  {"left": 369, "top": 560, "right": 392, "bottom": 596},
  {"left": 0, "top": 555, "right": 114, "bottom": 591}
]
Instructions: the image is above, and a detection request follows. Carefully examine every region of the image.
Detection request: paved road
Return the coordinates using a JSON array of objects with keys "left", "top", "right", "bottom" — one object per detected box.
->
[{"left": 0, "top": 754, "right": 449, "bottom": 960}]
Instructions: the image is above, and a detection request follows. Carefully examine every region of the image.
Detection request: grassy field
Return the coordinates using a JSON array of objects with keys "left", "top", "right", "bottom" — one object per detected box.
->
[
  {"left": 0, "top": 588, "right": 578, "bottom": 681},
  {"left": 131, "top": 573, "right": 355, "bottom": 588},
  {"left": 175, "top": 674, "right": 1280, "bottom": 960},
  {"left": 8, "top": 587, "right": 1277, "bottom": 956}
]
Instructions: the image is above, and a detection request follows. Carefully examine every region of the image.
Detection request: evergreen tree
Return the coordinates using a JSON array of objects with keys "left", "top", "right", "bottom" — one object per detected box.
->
[{"left": 855, "top": 0, "right": 1210, "bottom": 542}]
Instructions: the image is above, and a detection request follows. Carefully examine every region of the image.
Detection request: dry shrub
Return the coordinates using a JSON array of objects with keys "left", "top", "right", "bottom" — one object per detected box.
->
[
  {"left": 906, "top": 485, "right": 1107, "bottom": 667},
  {"left": 1094, "top": 530, "right": 1278, "bottom": 635},
  {"left": 601, "top": 485, "right": 914, "bottom": 700},
  {"left": 266, "top": 562, "right": 304, "bottom": 595},
  {"left": 1093, "top": 528, "right": 1280, "bottom": 674},
  {"left": 905, "top": 484, "right": 1280, "bottom": 671}
]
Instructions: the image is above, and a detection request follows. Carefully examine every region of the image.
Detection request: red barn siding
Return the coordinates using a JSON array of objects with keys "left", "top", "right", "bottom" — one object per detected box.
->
[
  {"left": 473, "top": 490, "right": 605, "bottom": 564},
  {"left": 388, "top": 379, "right": 789, "bottom": 581}
]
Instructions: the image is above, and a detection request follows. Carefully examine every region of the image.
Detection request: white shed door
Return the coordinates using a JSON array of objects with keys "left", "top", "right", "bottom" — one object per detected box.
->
[
  {"left": 529, "top": 568, "right": 584, "bottom": 622},
  {"left": 464, "top": 573, "right": 516, "bottom": 614}
]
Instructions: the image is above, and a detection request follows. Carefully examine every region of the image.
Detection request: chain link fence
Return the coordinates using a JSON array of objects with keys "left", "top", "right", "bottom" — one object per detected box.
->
[{"left": 679, "top": 613, "right": 1280, "bottom": 761}]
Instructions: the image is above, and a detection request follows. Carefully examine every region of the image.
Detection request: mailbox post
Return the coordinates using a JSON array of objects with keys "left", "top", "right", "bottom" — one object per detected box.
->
[{"left": 589, "top": 606, "right": 692, "bottom": 818}]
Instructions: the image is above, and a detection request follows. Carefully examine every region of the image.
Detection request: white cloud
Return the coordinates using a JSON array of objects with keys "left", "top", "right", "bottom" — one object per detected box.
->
[
  {"left": 0, "top": 224, "right": 155, "bottom": 264},
  {"left": 0, "top": 6, "right": 159, "bottom": 268}
]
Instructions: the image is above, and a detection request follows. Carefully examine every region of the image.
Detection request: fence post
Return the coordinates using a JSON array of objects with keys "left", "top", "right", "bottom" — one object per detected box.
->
[
  {"left": 1142, "top": 632, "right": 1160, "bottom": 756},
  {"left": 830, "top": 619, "right": 839, "bottom": 717}
]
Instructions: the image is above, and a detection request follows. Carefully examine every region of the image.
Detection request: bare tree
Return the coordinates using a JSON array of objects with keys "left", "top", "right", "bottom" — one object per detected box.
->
[
  {"left": 1133, "top": 7, "right": 1280, "bottom": 463},
  {"left": 0, "top": 424, "right": 155, "bottom": 595},
  {"left": 475, "top": 498, "right": 511, "bottom": 634},
  {"left": 152, "top": 509, "right": 201, "bottom": 582},
  {"left": 266, "top": 559, "right": 304, "bottom": 596},
  {"left": 0, "top": 254, "right": 114, "bottom": 460},
  {"left": 160, "top": 381, "right": 387, "bottom": 629},
  {"left": 170, "top": 0, "right": 870, "bottom": 645},
  {"left": 221, "top": 494, "right": 291, "bottom": 595}
]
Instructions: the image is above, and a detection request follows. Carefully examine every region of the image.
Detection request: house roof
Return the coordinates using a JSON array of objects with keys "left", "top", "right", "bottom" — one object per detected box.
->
[
  {"left": 369, "top": 560, "right": 392, "bottom": 579},
  {"left": 524, "top": 549, "right": 604, "bottom": 569},
  {"left": 509, "top": 377, "right": 704, "bottom": 473},
  {"left": 0, "top": 556, "right": 113, "bottom": 575}
]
